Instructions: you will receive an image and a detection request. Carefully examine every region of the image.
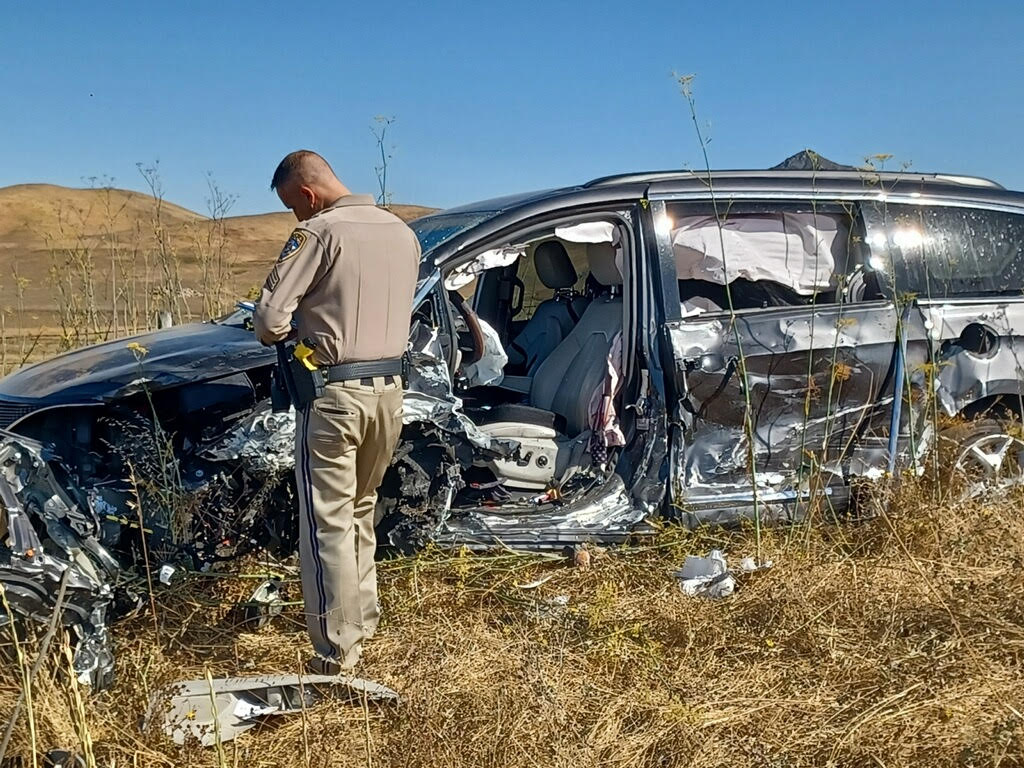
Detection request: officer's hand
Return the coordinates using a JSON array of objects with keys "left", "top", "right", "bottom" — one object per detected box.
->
[{"left": 260, "top": 329, "right": 296, "bottom": 346}]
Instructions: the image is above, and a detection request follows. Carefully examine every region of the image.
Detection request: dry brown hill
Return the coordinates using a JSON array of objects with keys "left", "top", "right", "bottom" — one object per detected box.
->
[
  {"left": 0, "top": 183, "right": 434, "bottom": 269},
  {"left": 0, "top": 184, "right": 436, "bottom": 368},
  {"left": 0, "top": 183, "right": 205, "bottom": 251},
  {"left": 0, "top": 184, "right": 436, "bottom": 353}
]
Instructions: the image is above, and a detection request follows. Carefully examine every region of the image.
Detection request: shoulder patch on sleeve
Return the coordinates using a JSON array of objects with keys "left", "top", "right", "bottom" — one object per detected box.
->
[{"left": 278, "top": 229, "right": 308, "bottom": 262}]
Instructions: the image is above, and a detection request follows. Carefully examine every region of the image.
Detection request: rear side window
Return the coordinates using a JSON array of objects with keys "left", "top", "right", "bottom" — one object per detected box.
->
[
  {"left": 864, "top": 204, "right": 1024, "bottom": 297},
  {"left": 664, "top": 201, "right": 853, "bottom": 314}
]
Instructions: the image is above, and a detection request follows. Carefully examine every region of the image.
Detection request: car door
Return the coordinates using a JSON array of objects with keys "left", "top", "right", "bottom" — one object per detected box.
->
[{"left": 648, "top": 195, "right": 900, "bottom": 518}]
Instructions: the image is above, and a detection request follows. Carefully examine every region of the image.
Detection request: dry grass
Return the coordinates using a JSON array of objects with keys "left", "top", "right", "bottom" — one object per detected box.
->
[{"left": 2, "top": 478, "right": 1022, "bottom": 767}]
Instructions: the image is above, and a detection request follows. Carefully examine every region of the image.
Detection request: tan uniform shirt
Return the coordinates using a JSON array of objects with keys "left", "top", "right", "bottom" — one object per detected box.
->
[{"left": 253, "top": 195, "right": 420, "bottom": 365}]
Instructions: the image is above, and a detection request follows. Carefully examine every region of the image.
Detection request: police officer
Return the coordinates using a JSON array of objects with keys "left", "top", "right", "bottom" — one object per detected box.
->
[{"left": 253, "top": 150, "right": 419, "bottom": 675}]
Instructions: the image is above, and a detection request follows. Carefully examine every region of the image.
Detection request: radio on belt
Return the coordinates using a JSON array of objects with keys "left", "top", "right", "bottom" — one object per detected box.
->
[{"left": 287, "top": 338, "right": 326, "bottom": 408}]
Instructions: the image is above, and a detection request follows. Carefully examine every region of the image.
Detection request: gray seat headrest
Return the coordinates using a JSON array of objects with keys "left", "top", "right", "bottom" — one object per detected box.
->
[
  {"left": 534, "top": 241, "right": 577, "bottom": 289},
  {"left": 587, "top": 243, "right": 622, "bottom": 286}
]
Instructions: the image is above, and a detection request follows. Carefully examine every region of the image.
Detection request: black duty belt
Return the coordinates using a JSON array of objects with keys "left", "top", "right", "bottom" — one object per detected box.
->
[{"left": 322, "top": 358, "right": 404, "bottom": 383}]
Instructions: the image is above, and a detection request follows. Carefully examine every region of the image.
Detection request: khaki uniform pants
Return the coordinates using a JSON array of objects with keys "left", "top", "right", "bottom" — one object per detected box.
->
[{"left": 295, "top": 376, "right": 403, "bottom": 668}]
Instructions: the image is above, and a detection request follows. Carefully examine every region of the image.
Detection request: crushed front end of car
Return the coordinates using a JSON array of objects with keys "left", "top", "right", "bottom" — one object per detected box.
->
[
  {"left": 0, "top": 431, "right": 119, "bottom": 688},
  {"left": 0, "top": 323, "right": 519, "bottom": 689},
  {"left": 0, "top": 405, "right": 304, "bottom": 691}
]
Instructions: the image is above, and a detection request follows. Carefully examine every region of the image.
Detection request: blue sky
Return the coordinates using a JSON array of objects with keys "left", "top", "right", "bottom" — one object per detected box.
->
[{"left": 2, "top": 0, "right": 1022, "bottom": 216}]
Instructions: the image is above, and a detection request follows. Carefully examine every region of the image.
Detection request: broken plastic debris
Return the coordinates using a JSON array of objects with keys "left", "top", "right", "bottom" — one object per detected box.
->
[
  {"left": 515, "top": 574, "right": 555, "bottom": 590},
  {"left": 147, "top": 674, "right": 401, "bottom": 746},
  {"left": 158, "top": 564, "right": 177, "bottom": 585},
  {"left": 231, "top": 699, "right": 277, "bottom": 719},
  {"left": 675, "top": 550, "right": 772, "bottom": 598},
  {"left": 738, "top": 556, "right": 773, "bottom": 573},
  {"left": 238, "top": 580, "right": 284, "bottom": 629},
  {"left": 676, "top": 549, "right": 734, "bottom": 598}
]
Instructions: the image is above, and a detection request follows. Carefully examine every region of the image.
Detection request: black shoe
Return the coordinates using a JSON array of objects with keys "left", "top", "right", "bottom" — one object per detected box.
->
[{"left": 306, "top": 655, "right": 357, "bottom": 677}]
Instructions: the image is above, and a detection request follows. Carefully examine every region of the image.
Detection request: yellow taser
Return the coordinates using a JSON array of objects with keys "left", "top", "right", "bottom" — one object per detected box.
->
[{"left": 293, "top": 339, "right": 319, "bottom": 371}]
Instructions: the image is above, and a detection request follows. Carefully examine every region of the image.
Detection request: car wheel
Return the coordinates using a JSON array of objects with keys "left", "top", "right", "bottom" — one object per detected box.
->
[{"left": 939, "top": 419, "right": 1024, "bottom": 500}]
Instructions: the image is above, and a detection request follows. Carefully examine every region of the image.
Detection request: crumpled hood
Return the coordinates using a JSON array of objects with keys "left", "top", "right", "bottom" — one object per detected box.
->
[{"left": 0, "top": 323, "right": 274, "bottom": 404}]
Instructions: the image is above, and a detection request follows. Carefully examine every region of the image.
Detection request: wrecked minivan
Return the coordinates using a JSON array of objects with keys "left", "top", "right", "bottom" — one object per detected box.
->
[{"left": 4, "top": 165, "right": 1024, "bottom": 684}]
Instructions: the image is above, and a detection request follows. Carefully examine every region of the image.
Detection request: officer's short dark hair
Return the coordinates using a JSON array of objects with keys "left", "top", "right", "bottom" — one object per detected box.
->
[{"left": 271, "top": 150, "right": 334, "bottom": 191}]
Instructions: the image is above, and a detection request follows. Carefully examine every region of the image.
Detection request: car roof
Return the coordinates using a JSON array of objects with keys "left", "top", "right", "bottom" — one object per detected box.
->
[
  {"left": 583, "top": 168, "right": 1007, "bottom": 191},
  {"left": 417, "top": 168, "right": 1024, "bottom": 271},
  {"left": 603, "top": 169, "right": 1024, "bottom": 208},
  {"left": 435, "top": 169, "right": 1024, "bottom": 220}
]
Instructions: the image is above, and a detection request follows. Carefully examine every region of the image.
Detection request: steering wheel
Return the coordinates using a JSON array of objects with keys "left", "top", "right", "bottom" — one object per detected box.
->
[{"left": 449, "top": 291, "right": 485, "bottom": 366}]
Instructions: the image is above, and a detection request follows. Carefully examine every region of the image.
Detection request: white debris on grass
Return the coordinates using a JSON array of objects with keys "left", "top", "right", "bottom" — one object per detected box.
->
[
  {"left": 158, "top": 564, "right": 177, "bottom": 585},
  {"left": 675, "top": 549, "right": 772, "bottom": 599},
  {"left": 534, "top": 594, "right": 571, "bottom": 621},
  {"left": 148, "top": 674, "right": 400, "bottom": 747}
]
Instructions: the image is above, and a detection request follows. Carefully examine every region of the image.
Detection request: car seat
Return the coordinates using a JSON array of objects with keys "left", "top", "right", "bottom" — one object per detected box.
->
[
  {"left": 506, "top": 241, "right": 591, "bottom": 375},
  {"left": 476, "top": 243, "right": 623, "bottom": 489}
]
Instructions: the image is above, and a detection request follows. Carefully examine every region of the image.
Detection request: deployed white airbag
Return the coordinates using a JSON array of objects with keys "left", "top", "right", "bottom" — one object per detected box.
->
[
  {"left": 672, "top": 212, "right": 842, "bottom": 295},
  {"left": 462, "top": 317, "right": 508, "bottom": 387},
  {"left": 554, "top": 221, "right": 616, "bottom": 244},
  {"left": 444, "top": 246, "right": 525, "bottom": 290}
]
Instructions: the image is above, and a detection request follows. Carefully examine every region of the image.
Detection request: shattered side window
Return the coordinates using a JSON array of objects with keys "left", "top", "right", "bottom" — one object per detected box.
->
[{"left": 866, "top": 204, "right": 1024, "bottom": 298}]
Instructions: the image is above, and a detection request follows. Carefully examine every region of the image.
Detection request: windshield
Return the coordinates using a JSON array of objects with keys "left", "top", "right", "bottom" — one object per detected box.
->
[
  {"left": 411, "top": 211, "right": 496, "bottom": 255},
  {"left": 212, "top": 303, "right": 255, "bottom": 326}
]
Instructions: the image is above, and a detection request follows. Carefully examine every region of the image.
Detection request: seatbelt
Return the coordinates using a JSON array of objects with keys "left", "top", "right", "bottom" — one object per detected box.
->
[{"left": 565, "top": 294, "right": 581, "bottom": 324}]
